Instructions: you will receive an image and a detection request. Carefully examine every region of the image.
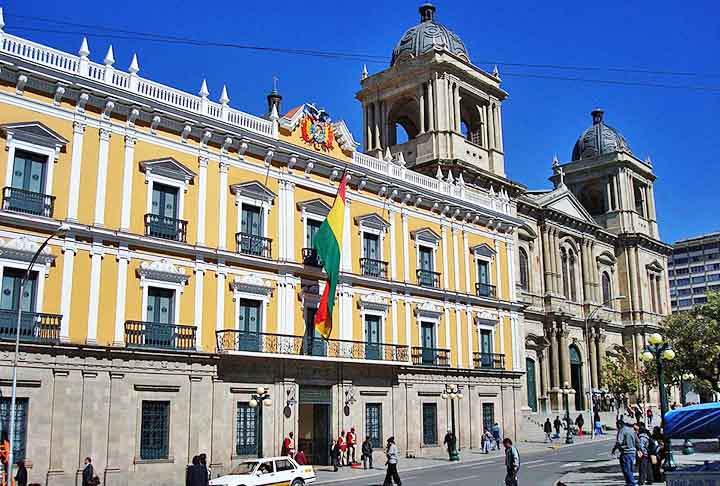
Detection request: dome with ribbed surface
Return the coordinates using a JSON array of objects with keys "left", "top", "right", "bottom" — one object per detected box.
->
[
  {"left": 391, "top": 3, "right": 470, "bottom": 67},
  {"left": 571, "top": 109, "right": 632, "bottom": 161}
]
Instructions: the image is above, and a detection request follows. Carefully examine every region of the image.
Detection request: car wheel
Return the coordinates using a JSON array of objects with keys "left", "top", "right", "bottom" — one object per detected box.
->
[{"left": 291, "top": 479, "right": 304, "bottom": 486}]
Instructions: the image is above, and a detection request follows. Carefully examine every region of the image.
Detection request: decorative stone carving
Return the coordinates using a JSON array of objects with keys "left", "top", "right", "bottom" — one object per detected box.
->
[
  {"left": 231, "top": 274, "right": 273, "bottom": 296},
  {"left": 137, "top": 259, "right": 188, "bottom": 284},
  {"left": 358, "top": 293, "right": 390, "bottom": 312},
  {"left": 0, "top": 236, "right": 56, "bottom": 265},
  {"left": 414, "top": 301, "right": 442, "bottom": 319}
]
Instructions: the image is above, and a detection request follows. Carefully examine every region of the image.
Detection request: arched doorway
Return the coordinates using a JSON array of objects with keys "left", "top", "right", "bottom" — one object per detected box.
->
[
  {"left": 569, "top": 345, "right": 584, "bottom": 410},
  {"left": 526, "top": 358, "right": 538, "bottom": 412}
]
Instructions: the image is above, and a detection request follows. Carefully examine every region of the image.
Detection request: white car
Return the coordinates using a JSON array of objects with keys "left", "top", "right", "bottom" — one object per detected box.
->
[{"left": 209, "top": 456, "right": 316, "bottom": 486}]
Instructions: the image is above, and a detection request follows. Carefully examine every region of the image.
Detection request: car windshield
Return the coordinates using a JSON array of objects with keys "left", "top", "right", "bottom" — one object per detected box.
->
[{"left": 230, "top": 462, "right": 258, "bottom": 475}]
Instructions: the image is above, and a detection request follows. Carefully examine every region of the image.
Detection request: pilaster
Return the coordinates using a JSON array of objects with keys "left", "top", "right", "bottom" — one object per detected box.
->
[
  {"left": 119, "top": 134, "right": 136, "bottom": 231},
  {"left": 216, "top": 263, "right": 227, "bottom": 330},
  {"left": 86, "top": 243, "right": 104, "bottom": 344},
  {"left": 194, "top": 262, "right": 205, "bottom": 350},
  {"left": 93, "top": 127, "right": 111, "bottom": 226},
  {"left": 196, "top": 155, "right": 209, "bottom": 245},
  {"left": 217, "top": 160, "right": 228, "bottom": 249},
  {"left": 67, "top": 120, "right": 86, "bottom": 221},
  {"left": 113, "top": 246, "right": 130, "bottom": 345},
  {"left": 59, "top": 238, "right": 77, "bottom": 341}
]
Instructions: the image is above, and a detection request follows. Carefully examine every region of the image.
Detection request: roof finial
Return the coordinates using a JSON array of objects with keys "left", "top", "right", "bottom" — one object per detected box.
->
[
  {"left": 128, "top": 53, "right": 139, "bottom": 74},
  {"left": 553, "top": 165, "right": 565, "bottom": 188},
  {"left": 419, "top": 3, "right": 436, "bottom": 22},
  {"left": 435, "top": 166, "right": 444, "bottom": 180},
  {"left": 552, "top": 154, "right": 559, "bottom": 167},
  {"left": 384, "top": 147, "right": 393, "bottom": 162},
  {"left": 492, "top": 64, "right": 500, "bottom": 79},
  {"left": 645, "top": 155, "right": 653, "bottom": 167},
  {"left": 199, "top": 79, "right": 209, "bottom": 98},
  {"left": 0, "top": 7, "right": 6, "bottom": 31},
  {"left": 591, "top": 108, "right": 604, "bottom": 125},
  {"left": 219, "top": 85, "right": 230, "bottom": 104},
  {"left": 361, "top": 64, "right": 368, "bottom": 80},
  {"left": 272, "top": 75, "right": 279, "bottom": 94},
  {"left": 103, "top": 45, "right": 115, "bottom": 66},
  {"left": 79, "top": 37, "right": 90, "bottom": 57}
]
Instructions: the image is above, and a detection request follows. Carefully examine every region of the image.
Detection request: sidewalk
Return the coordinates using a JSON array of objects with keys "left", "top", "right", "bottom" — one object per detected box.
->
[
  {"left": 556, "top": 439, "right": 720, "bottom": 485},
  {"left": 313, "top": 435, "right": 607, "bottom": 484}
]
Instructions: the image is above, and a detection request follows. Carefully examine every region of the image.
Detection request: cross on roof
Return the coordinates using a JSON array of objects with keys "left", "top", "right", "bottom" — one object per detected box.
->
[{"left": 556, "top": 166, "right": 565, "bottom": 186}]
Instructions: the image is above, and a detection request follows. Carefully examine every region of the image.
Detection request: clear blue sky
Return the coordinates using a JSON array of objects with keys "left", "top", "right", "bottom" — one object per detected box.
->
[{"left": 5, "top": 0, "right": 718, "bottom": 243}]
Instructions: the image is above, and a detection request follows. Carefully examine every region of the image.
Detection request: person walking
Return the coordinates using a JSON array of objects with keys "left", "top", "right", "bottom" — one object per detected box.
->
[
  {"left": 347, "top": 428, "right": 357, "bottom": 464},
  {"left": 361, "top": 435, "right": 373, "bottom": 470},
  {"left": 14, "top": 461, "right": 27, "bottom": 486},
  {"left": 0, "top": 432, "right": 9, "bottom": 486},
  {"left": 442, "top": 430, "right": 456, "bottom": 460},
  {"left": 503, "top": 438, "right": 520, "bottom": 486},
  {"left": 553, "top": 416, "right": 562, "bottom": 439},
  {"left": 637, "top": 423, "right": 654, "bottom": 485},
  {"left": 543, "top": 418, "right": 553, "bottom": 443},
  {"left": 383, "top": 437, "right": 401, "bottom": 486},
  {"left": 482, "top": 428, "right": 492, "bottom": 453},
  {"left": 81, "top": 457, "right": 98, "bottom": 486},
  {"left": 650, "top": 426, "right": 664, "bottom": 482},
  {"left": 294, "top": 448, "right": 308, "bottom": 466},
  {"left": 611, "top": 419, "right": 639, "bottom": 486},
  {"left": 331, "top": 440, "right": 341, "bottom": 472},
  {"left": 281, "top": 432, "right": 295, "bottom": 457},
  {"left": 337, "top": 431, "right": 347, "bottom": 466},
  {"left": 646, "top": 407, "right": 654, "bottom": 427},
  {"left": 492, "top": 423, "right": 502, "bottom": 450},
  {"left": 575, "top": 414, "right": 585, "bottom": 437}
]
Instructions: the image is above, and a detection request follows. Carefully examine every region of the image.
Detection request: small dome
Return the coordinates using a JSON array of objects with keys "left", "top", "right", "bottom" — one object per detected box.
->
[
  {"left": 391, "top": 3, "right": 470, "bottom": 67},
  {"left": 571, "top": 109, "right": 632, "bottom": 161}
]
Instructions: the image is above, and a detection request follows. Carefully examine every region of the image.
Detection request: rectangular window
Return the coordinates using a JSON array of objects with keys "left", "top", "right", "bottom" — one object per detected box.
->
[
  {"left": 236, "top": 402, "right": 258, "bottom": 456},
  {"left": 241, "top": 205, "right": 264, "bottom": 236},
  {"left": 477, "top": 260, "right": 490, "bottom": 285},
  {"left": 306, "top": 218, "right": 322, "bottom": 248},
  {"left": 303, "top": 307, "right": 326, "bottom": 356},
  {"left": 11, "top": 150, "right": 47, "bottom": 193},
  {"left": 422, "top": 403, "right": 437, "bottom": 445},
  {"left": 0, "top": 397, "right": 28, "bottom": 461},
  {"left": 675, "top": 268, "right": 689, "bottom": 275},
  {"left": 678, "top": 288, "right": 691, "bottom": 297},
  {"left": 0, "top": 268, "right": 37, "bottom": 312},
  {"left": 275, "top": 459, "right": 294, "bottom": 472},
  {"left": 674, "top": 258, "right": 688, "bottom": 265},
  {"left": 677, "top": 278, "right": 690, "bottom": 286},
  {"left": 365, "top": 403, "right": 382, "bottom": 449},
  {"left": 363, "top": 233, "right": 380, "bottom": 260},
  {"left": 419, "top": 246, "right": 434, "bottom": 272},
  {"left": 670, "top": 300, "right": 677, "bottom": 308},
  {"left": 238, "top": 299, "right": 262, "bottom": 352},
  {"left": 420, "top": 321, "right": 437, "bottom": 365},
  {"left": 692, "top": 276, "right": 705, "bottom": 284},
  {"left": 694, "top": 297, "right": 708, "bottom": 305},
  {"left": 364, "top": 314, "right": 382, "bottom": 360},
  {"left": 708, "top": 274, "right": 720, "bottom": 282},
  {"left": 710, "top": 285, "right": 720, "bottom": 292},
  {"left": 140, "top": 401, "right": 170, "bottom": 460},
  {"left": 678, "top": 299, "right": 692, "bottom": 307},
  {"left": 482, "top": 403, "right": 495, "bottom": 433},
  {"left": 707, "top": 263, "right": 720, "bottom": 271},
  {"left": 147, "top": 287, "right": 175, "bottom": 324},
  {"left": 691, "top": 266, "right": 704, "bottom": 274},
  {"left": 151, "top": 183, "right": 179, "bottom": 219}
]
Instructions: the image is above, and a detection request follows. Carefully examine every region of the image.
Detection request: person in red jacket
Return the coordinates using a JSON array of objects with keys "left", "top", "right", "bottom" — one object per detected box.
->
[
  {"left": 346, "top": 428, "right": 357, "bottom": 464},
  {"left": 337, "top": 432, "right": 347, "bottom": 466}
]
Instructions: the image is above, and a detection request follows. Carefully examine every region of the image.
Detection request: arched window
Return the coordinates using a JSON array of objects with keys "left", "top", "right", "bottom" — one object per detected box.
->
[
  {"left": 526, "top": 358, "right": 538, "bottom": 412},
  {"left": 569, "top": 250, "right": 577, "bottom": 302},
  {"left": 561, "top": 248, "right": 569, "bottom": 299},
  {"left": 602, "top": 272, "right": 612, "bottom": 304},
  {"left": 569, "top": 345, "right": 584, "bottom": 410},
  {"left": 519, "top": 248, "right": 530, "bottom": 291}
]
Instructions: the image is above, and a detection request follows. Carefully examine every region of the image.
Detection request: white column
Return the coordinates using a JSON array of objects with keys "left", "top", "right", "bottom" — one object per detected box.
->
[
  {"left": 463, "top": 230, "right": 471, "bottom": 293},
  {"left": 285, "top": 279, "right": 296, "bottom": 336},
  {"left": 93, "top": 128, "right": 111, "bottom": 226},
  {"left": 286, "top": 182, "right": 296, "bottom": 262},
  {"left": 494, "top": 239, "right": 502, "bottom": 299},
  {"left": 389, "top": 208, "right": 398, "bottom": 280},
  {"left": 216, "top": 266, "right": 226, "bottom": 330},
  {"left": 86, "top": 244, "right": 103, "bottom": 344},
  {"left": 455, "top": 307, "right": 463, "bottom": 367},
  {"left": 452, "top": 226, "right": 460, "bottom": 291},
  {"left": 218, "top": 161, "right": 228, "bottom": 250},
  {"left": 341, "top": 199, "right": 352, "bottom": 272},
  {"left": 391, "top": 293, "right": 398, "bottom": 345},
  {"left": 441, "top": 223, "right": 450, "bottom": 289},
  {"left": 506, "top": 239, "right": 516, "bottom": 302},
  {"left": 427, "top": 80, "right": 435, "bottom": 131},
  {"left": 194, "top": 264, "right": 204, "bottom": 350},
  {"left": 419, "top": 87, "right": 425, "bottom": 135},
  {"left": 444, "top": 304, "right": 451, "bottom": 353},
  {"left": 119, "top": 135, "right": 136, "bottom": 231},
  {"left": 277, "top": 277, "right": 286, "bottom": 333},
  {"left": 402, "top": 211, "right": 410, "bottom": 282},
  {"left": 404, "top": 297, "right": 412, "bottom": 357},
  {"left": 496, "top": 103, "right": 504, "bottom": 152},
  {"left": 278, "top": 180, "right": 288, "bottom": 260},
  {"left": 113, "top": 248, "right": 129, "bottom": 345},
  {"left": 59, "top": 239, "right": 77, "bottom": 341},
  {"left": 67, "top": 121, "right": 86, "bottom": 221},
  {"left": 339, "top": 286, "right": 353, "bottom": 340},
  {"left": 498, "top": 311, "right": 505, "bottom": 359},
  {"left": 466, "top": 307, "right": 473, "bottom": 369},
  {"left": 196, "top": 156, "right": 209, "bottom": 245}
]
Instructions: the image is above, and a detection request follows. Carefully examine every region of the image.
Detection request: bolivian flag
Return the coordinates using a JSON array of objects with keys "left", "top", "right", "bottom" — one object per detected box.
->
[{"left": 312, "top": 173, "right": 348, "bottom": 339}]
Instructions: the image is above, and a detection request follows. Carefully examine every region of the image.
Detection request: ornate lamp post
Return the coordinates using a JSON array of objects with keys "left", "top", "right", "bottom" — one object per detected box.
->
[
  {"left": 562, "top": 382, "right": 574, "bottom": 444},
  {"left": 680, "top": 372, "right": 695, "bottom": 455},
  {"left": 640, "top": 333, "right": 677, "bottom": 471},
  {"left": 441, "top": 384, "right": 464, "bottom": 461},
  {"left": 249, "top": 386, "right": 273, "bottom": 458}
]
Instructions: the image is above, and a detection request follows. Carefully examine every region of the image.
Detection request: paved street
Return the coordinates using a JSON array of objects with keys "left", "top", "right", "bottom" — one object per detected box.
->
[{"left": 314, "top": 438, "right": 614, "bottom": 486}]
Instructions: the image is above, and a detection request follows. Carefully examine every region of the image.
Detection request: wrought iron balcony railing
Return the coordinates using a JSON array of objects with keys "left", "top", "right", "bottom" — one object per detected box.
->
[
  {"left": 411, "top": 346, "right": 450, "bottom": 367},
  {"left": 216, "top": 330, "right": 409, "bottom": 362},
  {"left": 416, "top": 269, "right": 441, "bottom": 288},
  {"left": 2, "top": 187, "right": 55, "bottom": 217},
  {"left": 473, "top": 352, "right": 505, "bottom": 370},
  {"left": 302, "top": 248, "right": 322, "bottom": 267},
  {"left": 0, "top": 310, "right": 61, "bottom": 344},
  {"left": 236, "top": 232, "right": 272, "bottom": 259},
  {"left": 144, "top": 213, "right": 188, "bottom": 242},
  {"left": 360, "top": 258, "right": 388, "bottom": 279},
  {"left": 475, "top": 282, "right": 497, "bottom": 298},
  {"left": 124, "top": 320, "right": 196, "bottom": 351}
]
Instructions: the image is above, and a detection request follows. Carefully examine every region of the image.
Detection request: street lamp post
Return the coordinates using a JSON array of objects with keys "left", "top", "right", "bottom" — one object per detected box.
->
[
  {"left": 680, "top": 373, "right": 695, "bottom": 455},
  {"left": 441, "top": 384, "right": 463, "bottom": 461},
  {"left": 584, "top": 296, "right": 625, "bottom": 439},
  {"left": 562, "top": 383, "right": 573, "bottom": 444},
  {"left": 6, "top": 224, "right": 69, "bottom": 484},
  {"left": 641, "top": 333, "right": 677, "bottom": 472},
  {"left": 249, "top": 386, "right": 273, "bottom": 458}
]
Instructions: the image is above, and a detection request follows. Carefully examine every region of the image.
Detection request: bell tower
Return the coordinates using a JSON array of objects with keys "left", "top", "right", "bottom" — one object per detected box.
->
[{"left": 356, "top": 3, "right": 508, "bottom": 178}]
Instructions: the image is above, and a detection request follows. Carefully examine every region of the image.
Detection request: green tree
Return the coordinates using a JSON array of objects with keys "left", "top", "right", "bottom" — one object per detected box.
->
[
  {"left": 601, "top": 345, "right": 641, "bottom": 405},
  {"left": 661, "top": 292, "right": 720, "bottom": 394}
]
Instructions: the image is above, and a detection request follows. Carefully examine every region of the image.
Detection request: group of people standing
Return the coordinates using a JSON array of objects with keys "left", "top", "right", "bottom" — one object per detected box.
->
[
  {"left": 1, "top": 433, "right": 28, "bottom": 486},
  {"left": 330, "top": 428, "right": 362, "bottom": 470},
  {"left": 186, "top": 453, "right": 211, "bottom": 486},
  {"left": 612, "top": 418, "right": 666, "bottom": 486}
]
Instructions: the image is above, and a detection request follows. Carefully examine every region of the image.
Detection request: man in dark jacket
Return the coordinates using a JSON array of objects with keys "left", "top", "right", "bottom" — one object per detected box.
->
[
  {"left": 553, "top": 417, "right": 562, "bottom": 438},
  {"left": 443, "top": 430, "right": 456, "bottom": 460},
  {"left": 543, "top": 418, "right": 553, "bottom": 443},
  {"left": 15, "top": 461, "right": 27, "bottom": 486},
  {"left": 81, "top": 457, "right": 95, "bottom": 486},
  {"left": 361, "top": 436, "right": 373, "bottom": 469},
  {"left": 612, "top": 419, "right": 639, "bottom": 486}
]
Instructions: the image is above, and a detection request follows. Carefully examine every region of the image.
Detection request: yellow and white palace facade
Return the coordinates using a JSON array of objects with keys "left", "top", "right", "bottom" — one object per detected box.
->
[{"left": 0, "top": 8, "right": 536, "bottom": 486}]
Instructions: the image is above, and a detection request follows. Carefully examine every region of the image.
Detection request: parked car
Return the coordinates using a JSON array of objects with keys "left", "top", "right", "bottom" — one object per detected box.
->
[{"left": 209, "top": 456, "right": 316, "bottom": 486}]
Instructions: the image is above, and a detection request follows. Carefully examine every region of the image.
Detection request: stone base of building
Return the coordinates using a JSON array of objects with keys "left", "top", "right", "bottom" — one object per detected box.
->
[{"left": 0, "top": 343, "right": 523, "bottom": 486}]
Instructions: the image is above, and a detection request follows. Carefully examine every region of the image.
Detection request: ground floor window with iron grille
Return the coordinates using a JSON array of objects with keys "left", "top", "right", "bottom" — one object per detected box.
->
[
  {"left": 140, "top": 400, "right": 170, "bottom": 460},
  {"left": 365, "top": 403, "right": 382, "bottom": 448},
  {"left": 482, "top": 403, "right": 495, "bottom": 433},
  {"left": 422, "top": 403, "right": 437, "bottom": 445},
  {"left": 236, "top": 402, "right": 258, "bottom": 456},
  {"left": 0, "top": 397, "right": 28, "bottom": 461}
]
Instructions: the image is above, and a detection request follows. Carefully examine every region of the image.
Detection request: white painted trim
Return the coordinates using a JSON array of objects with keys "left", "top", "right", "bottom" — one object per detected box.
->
[
  {"left": 389, "top": 209, "right": 398, "bottom": 280},
  {"left": 286, "top": 182, "right": 296, "bottom": 262},
  {"left": 113, "top": 249, "right": 130, "bottom": 345},
  {"left": 0, "top": 258, "right": 49, "bottom": 314},
  {"left": 194, "top": 266, "right": 204, "bottom": 350},
  {"left": 360, "top": 307, "right": 386, "bottom": 345},
  {"left": 86, "top": 246, "right": 104, "bottom": 343},
  {"left": 465, "top": 307, "right": 473, "bottom": 368},
  {"left": 451, "top": 227, "right": 460, "bottom": 291},
  {"left": 196, "top": 156, "right": 208, "bottom": 244},
  {"left": 59, "top": 239, "right": 76, "bottom": 340},
  {"left": 454, "top": 308, "right": 463, "bottom": 367},
  {"left": 302, "top": 212, "right": 325, "bottom": 250},
  {"left": 341, "top": 200, "right": 352, "bottom": 272},
  {"left": 463, "top": 231, "right": 471, "bottom": 293},
  {"left": 441, "top": 225, "right": 450, "bottom": 289},
  {"left": 391, "top": 294, "right": 398, "bottom": 345},
  {"left": 3, "top": 137, "right": 57, "bottom": 195},
  {"left": 476, "top": 317, "right": 496, "bottom": 354},
  {"left": 119, "top": 134, "right": 136, "bottom": 230},
  {"left": 402, "top": 212, "right": 410, "bottom": 282},
  {"left": 494, "top": 240, "right": 502, "bottom": 298},
  {"left": 139, "top": 275, "right": 184, "bottom": 325},
  {"left": 234, "top": 189, "right": 271, "bottom": 238},
  {"left": 216, "top": 269, "right": 226, "bottom": 331},
  {"left": 404, "top": 298, "right": 412, "bottom": 353},
  {"left": 443, "top": 305, "right": 451, "bottom": 352},
  {"left": 93, "top": 127, "right": 111, "bottom": 226},
  {"left": 232, "top": 281, "right": 271, "bottom": 333},
  {"left": 145, "top": 170, "right": 188, "bottom": 222}
]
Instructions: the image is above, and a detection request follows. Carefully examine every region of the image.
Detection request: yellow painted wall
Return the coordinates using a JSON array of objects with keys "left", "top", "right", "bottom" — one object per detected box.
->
[
  {"left": 77, "top": 126, "right": 99, "bottom": 224},
  {"left": 69, "top": 250, "right": 91, "bottom": 342},
  {"left": 201, "top": 272, "right": 217, "bottom": 352},
  {"left": 125, "top": 259, "right": 143, "bottom": 322},
  {"left": 103, "top": 134, "right": 125, "bottom": 228},
  {"left": 43, "top": 245, "right": 64, "bottom": 314},
  {"left": 449, "top": 310, "right": 458, "bottom": 367},
  {"left": 96, "top": 255, "right": 118, "bottom": 345},
  {"left": 204, "top": 163, "right": 220, "bottom": 248},
  {"left": 503, "top": 316, "right": 512, "bottom": 371}
]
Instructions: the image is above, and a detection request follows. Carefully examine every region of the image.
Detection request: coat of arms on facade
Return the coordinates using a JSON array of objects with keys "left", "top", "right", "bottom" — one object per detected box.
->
[{"left": 300, "top": 104, "right": 334, "bottom": 150}]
